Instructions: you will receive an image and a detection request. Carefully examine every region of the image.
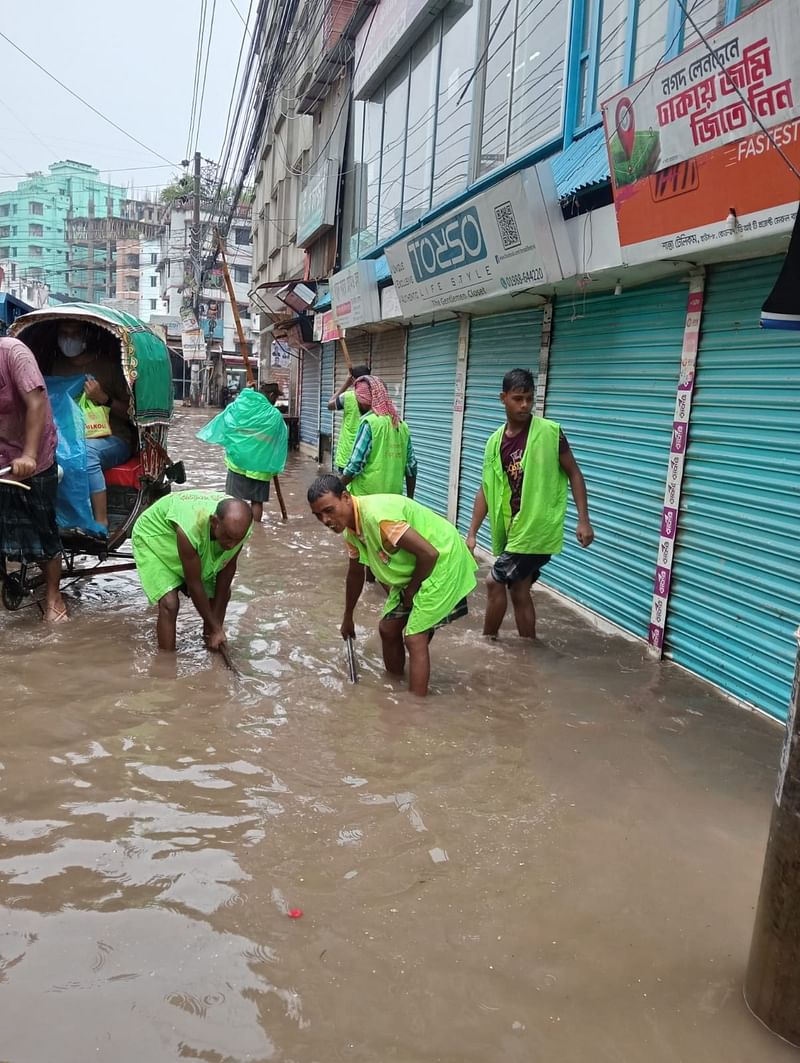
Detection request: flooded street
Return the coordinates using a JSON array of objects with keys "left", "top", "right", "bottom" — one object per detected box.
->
[{"left": 0, "top": 409, "right": 794, "bottom": 1062}]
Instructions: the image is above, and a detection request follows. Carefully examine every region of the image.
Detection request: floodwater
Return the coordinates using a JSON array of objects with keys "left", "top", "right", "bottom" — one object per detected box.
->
[{"left": 0, "top": 409, "right": 794, "bottom": 1062}]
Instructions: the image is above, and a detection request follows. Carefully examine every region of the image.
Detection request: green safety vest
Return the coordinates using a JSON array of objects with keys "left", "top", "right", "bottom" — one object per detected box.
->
[
  {"left": 132, "top": 489, "right": 251, "bottom": 604},
  {"left": 482, "top": 417, "right": 568, "bottom": 555},
  {"left": 335, "top": 390, "right": 361, "bottom": 469},
  {"left": 349, "top": 413, "right": 409, "bottom": 497},
  {"left": 344, "top": 494, "right": 477, "bottom": 636}
]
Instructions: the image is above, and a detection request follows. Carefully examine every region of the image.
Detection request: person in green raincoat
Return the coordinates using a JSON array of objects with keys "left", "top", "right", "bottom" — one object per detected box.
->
[
  {"left": 132, "top": 490, "right": 252, "bottom": 652},
  {"left": 197, "top": 383, "right": 288, "bottom": 522},
  {"left": 308, "top": 475, "right": 477, "bottom": 697}
]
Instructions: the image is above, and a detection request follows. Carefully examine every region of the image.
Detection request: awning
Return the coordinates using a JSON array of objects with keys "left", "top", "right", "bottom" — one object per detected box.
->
[{"left": 551, "top": 126, "right": 610, "bottom": 201}]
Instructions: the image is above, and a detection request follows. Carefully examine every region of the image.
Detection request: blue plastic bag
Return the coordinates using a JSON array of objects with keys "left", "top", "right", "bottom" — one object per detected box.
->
[{"left": 44, "top": 375, "right": 106, "bottom": 536}]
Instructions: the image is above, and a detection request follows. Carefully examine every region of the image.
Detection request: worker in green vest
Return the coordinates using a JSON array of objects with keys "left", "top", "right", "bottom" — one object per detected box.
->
[
  {"left": 465, "top": 368, "right": 594, "bottom": 640},
  {"left": 132, "top": 490, "right": 252, "bottom": 652},
  {"left": 308, "top": 475, "right": 477, "bottom": 697},
  {"left": 340, "top": 375, "right": 417, "bottom": 498},
  {"left": 328, "top": 362, "right": 370, "bottom": 472}
]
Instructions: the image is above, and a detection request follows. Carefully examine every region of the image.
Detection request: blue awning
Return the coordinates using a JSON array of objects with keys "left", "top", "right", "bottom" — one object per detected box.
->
[{"left": 552, "top": 126, "right": 610, "bottom": 200}]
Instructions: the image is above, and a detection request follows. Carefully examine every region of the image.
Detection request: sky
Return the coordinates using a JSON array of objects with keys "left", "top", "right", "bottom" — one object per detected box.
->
[{"left": 0, "top": 0, "right": 255, "bottom": 200}]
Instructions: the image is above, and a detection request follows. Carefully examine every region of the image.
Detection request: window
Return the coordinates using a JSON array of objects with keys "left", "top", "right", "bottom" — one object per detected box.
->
[
  {"left": 234, "top": 227, "right": 250, "bottom": 245},
  {"left": 127, "top": 254, "right": 138, "bottom": 267},
  {"left": 665, "top": 0, "right": 759, "bottom": 64},
  {"left": 28, "top": 223, "right": 43, "bottom": 237},
  {"left": 0, "top": 226, "right": 9, "bottom": 239},
  {"left": 29, "top": 245, "right": 42, "bottom": 257},
  {"left": 29, "top": 201, "right": 43, "bottom": 216},
  {"left": 150, "top": 252, "right": 157, "bottom": 264},
  {"left": 150, "top": 275, "right": 158, "bottom": 287},
  {"left": 508, "top": 0, "right": 570, "bottom": 156},
  {"left": 150, "top": 298, "right": 158, "bottom": 310},
  {"left": 0, "top": 247, "right": 8, "bottom": 258},
  {"left": 232, "top": 264, "right": 249, "bottom": 284},
  {"left": 632, "top": 0, "right": 670, "bottom": 81},
  {"left": 432, "top": 0, "right": 478, "bottom": 206},
  {"left": 402, "top": 23, "right": 440, "bottom": 226},
  {"left": 0, "top": 205, "right": 8, "bottom": 217},
  {"left": 378, "top": 59, "right": 409, "bottom": 241},
  {"left": 478, "top": 0, "right": 515, "bottom": 175}
]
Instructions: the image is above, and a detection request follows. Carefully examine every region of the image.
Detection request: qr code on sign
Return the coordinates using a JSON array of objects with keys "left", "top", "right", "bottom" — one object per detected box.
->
[{"left": 494, "top": 201, "right": 521, "bottom": 250}]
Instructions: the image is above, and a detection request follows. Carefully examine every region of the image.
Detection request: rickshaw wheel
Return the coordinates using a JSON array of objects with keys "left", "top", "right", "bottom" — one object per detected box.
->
[{"left": 1, "top": 572, "right": 26, "bottom": 611}]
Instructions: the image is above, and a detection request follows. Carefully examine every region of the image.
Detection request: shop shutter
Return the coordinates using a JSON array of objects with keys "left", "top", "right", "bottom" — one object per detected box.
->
[
  {"left": 320, "top": 341, "right": 334, "bottom": 436},
  {"left": 456, "top": 309, "right": 544, "bottom": 545},
  {"left": 299, "top": 348, "right": 321, "bottom": 446},
  {"left": 543, "top": 279, "right": 686, "bottom": 637},
  {"left": 404, "top": 320, "right": 460, "bottom": 515},
  {"left": 370, "top": 327, "right": 407, "bottom": 412},
  {"left": 664, "top": 257, "right": 800, "bottom": 721},
  {"left": 332, "top": 331, "right": 370, "bottom": 460}
]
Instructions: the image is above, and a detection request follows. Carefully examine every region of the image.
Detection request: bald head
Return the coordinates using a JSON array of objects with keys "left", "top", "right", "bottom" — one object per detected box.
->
[{"left": 212, "top": 497, "right": 253, "bottom": 550}]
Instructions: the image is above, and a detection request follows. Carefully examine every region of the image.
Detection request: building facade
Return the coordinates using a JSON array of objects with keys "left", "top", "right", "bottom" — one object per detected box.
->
[{"left": 250, "top": 0, "right": 800, "bottom": 723}]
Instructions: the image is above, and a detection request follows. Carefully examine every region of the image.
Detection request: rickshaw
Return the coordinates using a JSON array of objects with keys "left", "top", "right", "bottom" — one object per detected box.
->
[{"left": 1, "top": 303, "right": 182, "bottom": 612}]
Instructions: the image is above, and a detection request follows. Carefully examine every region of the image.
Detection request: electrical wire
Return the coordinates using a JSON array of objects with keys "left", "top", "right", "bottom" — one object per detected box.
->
[
  {"left": 194, "top": 0, "right": 219, "bottom": 155},
  {"left": 185, "top": 0, "right": 209, "bottom": 160},
  {"left": 0, "top": 29, "right": 175, "bottom": 167}
]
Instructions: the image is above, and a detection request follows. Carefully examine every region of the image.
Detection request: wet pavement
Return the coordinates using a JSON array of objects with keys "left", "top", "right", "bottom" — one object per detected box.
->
[{"left": 0, "top": 409, "right": 794, "bottom": 1062}]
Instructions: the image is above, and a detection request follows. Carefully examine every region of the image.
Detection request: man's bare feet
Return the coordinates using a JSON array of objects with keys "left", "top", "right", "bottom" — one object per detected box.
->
[{"left": 44, "top": 597, "right": 69, "bottom": 623}]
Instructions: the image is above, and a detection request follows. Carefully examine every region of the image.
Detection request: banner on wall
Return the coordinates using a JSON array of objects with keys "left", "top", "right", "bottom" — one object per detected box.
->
[
  {"left": 384, "top": 165, "right": 573, "bottom": 318},
  {"left": 602, "top": 0, "right": 800, "bottom": 266}
]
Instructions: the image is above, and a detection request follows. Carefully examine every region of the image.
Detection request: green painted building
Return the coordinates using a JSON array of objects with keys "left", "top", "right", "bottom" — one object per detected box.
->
[{"left": 0, "top": 160, "right": 125, "bottom": 300}]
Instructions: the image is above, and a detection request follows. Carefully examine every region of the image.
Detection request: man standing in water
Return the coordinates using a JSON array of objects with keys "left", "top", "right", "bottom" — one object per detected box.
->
[
  {"left": 308, "top": 475, "right": 477, "bottom": 697},
  {"left": 327, "top": 363, "right": 370, "bottom": 472},
  {"left": 132, "top": 490, "right": 252, "bottom": 652},
  {"left": 465, "top": 368, "right": 594, "bottom": 640},
  {"left": 0, "top": 335, "right": 67, "bottom": 622},
  {"left": 341, "top": 375, "right": 416, "bottom": 498}
]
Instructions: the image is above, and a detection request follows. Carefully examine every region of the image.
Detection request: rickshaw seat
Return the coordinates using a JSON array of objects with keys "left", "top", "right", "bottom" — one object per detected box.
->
[{"left": 104, "top": 456, "right": 142, "bottom": 488}]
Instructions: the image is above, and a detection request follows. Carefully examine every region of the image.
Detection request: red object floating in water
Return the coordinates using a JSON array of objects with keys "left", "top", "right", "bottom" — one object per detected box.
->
[{"left": 288, "top": 908, "right": 303, "bottom": 919}]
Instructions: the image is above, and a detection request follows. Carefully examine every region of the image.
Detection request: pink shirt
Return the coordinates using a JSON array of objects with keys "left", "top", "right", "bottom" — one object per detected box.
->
[{"left": 0, "top": 336, "right": 57, "bottom": 474}]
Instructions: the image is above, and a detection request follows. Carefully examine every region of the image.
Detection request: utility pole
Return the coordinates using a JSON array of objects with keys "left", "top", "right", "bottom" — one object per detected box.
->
[
  {"left": 190, "top": 150, "right": 202, "bottom": 406},
  {"left": 745, "top": 630, "right": 800, "bottom": 1046}
]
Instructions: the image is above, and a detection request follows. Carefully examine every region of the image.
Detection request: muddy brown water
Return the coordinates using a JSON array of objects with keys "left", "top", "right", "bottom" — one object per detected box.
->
[{"left": 0, "top": 409, "right": 794, "bottom": 1062}]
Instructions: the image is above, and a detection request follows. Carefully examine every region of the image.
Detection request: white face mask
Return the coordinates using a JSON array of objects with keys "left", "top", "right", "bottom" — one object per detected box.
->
[{"left": 58, "top": 335, "right": 86, "bottom": 358}]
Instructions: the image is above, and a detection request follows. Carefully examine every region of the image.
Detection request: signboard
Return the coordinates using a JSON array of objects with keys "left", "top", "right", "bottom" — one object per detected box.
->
[
  {"left": 384, "top": 166, "right": 572, "bottom": 317},
  {"left": 380, "top": 283, "right": 403, "bottom": 320},
  {"left": 602, "top": 0, "right": 800, "bottom": 265},
  {"left": 354, "top": 0, "right": 445, "bottom": 98},
  {"left": 313, "top": 310, "right": 344, "bottom": 342},
  {"left": 297, "top": 160, "right": 338, "bottom": 247},
  {"left": 330, "top": 259, "right": 381, "bottom": 328},
  {"left": 271, "top": 340, "right": 291, "bottom": 368},
  {"left": 181, "top": 330, "right": 206, "bottom": 362}
]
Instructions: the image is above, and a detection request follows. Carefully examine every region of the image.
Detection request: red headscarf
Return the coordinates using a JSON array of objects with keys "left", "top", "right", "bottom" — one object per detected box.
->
[{"left": 354, "top": 375, "right": 399, "bottom": 428}]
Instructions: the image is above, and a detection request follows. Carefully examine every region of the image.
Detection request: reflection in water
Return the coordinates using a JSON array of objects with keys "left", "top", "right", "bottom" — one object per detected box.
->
[{"left": 0, "top": 410, "right": 792, "bottom": 1062}]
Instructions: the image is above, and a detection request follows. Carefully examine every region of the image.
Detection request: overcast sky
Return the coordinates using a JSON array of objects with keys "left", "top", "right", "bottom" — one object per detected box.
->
[{"left": 0, "top": 0, "right": 254, "bottom": 199}]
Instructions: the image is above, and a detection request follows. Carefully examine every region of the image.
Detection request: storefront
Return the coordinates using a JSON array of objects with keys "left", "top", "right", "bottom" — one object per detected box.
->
[{"left": 299, "top": 347, "right": 321, "bottom": 449}]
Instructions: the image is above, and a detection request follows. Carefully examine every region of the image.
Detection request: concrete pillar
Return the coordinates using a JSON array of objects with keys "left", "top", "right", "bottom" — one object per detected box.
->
[{"left": 745, "top": 629, "right": 800, "bottom": 1045}]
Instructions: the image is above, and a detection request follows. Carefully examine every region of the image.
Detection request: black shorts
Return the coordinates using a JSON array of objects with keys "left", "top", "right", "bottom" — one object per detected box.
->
[
  {"left": 225, "top": 469, "right": 271, "bottom": 502},
  {"left": 490, "top": 552, "right": 551, "bottom": 586}
]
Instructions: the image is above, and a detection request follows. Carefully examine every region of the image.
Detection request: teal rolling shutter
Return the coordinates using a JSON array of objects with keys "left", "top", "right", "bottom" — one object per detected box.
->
[
  {"left": 299, "top": 348, "right": 321, "bottom": 446},
  {"left": 665, "top": 257, "right": 800, "bottom": 720},
  {"left": 404, "top": 321, "right": 460, "bottom": 515},
  {"left": 457, "top": 309, "right": 543, "bottom": 546},
  {"left": 320, "top": 341, "right": 334, "bottom": 437},
  {"left": 543, "top": 279, "right": 686, "bottom": 637}
]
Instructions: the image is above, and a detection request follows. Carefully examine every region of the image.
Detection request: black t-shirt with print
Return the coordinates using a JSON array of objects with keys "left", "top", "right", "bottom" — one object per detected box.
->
[{"left": 500, "top": 420, "right": 569, "bottom": 516}]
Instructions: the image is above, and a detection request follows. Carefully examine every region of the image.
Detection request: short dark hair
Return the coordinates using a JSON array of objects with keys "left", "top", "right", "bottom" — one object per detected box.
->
[
  {"left": 502, "top": 368, "right": 535, "bottom": 393},
  {"left": 307, "top": 474, "right": 345, "bottom": 504},
  {"left": 352, "top": 364, "right": 370, "bottom": 379}
]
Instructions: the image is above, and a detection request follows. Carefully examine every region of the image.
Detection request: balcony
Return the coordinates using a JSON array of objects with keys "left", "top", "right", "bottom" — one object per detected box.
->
[{"left": 296, "top": 0, "right": 360, "bottom": 113}]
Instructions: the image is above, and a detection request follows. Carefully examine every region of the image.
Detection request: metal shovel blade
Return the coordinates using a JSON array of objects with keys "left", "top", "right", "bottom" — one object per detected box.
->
[{"left": 345, "top": 636, "right": 359, "bottom": 684}]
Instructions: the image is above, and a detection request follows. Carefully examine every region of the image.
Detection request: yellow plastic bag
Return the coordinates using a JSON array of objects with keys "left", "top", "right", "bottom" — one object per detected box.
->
[{"left": 77, "top": 391, "right": 111, "bottom": 439}]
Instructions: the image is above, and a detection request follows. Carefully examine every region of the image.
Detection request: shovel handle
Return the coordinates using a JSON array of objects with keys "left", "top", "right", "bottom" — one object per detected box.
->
[{"left": 273, "top": 474, "right": 288, "bottom": 521}]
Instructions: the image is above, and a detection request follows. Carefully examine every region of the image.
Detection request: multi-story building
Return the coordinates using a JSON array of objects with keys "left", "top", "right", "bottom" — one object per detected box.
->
[
  {"left": 249, "top": 0, "right": 800, "bottom": 724},
  {"left": 0, "top": 160, "right": 126, "bottom": 300},
  {"left": 139, "top": 239, "right": 167, "bottom": 322}
]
